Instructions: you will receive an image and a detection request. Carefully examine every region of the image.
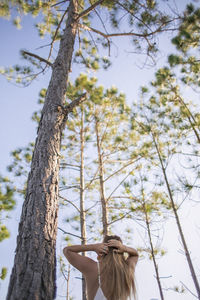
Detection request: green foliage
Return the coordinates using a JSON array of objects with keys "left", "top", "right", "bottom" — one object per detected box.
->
[
  {"left": 0, "top": 63, "right": 35, "bottom": 85},
  {"left": 0, "top": 0, "right": 180, "bottom": 85},
  {"left": 0, "top": 225, "right": 10, "bottom": 242},
  {"left": 100, "top": 0, "right": 116, "bottom": 10},
  {"left": 171, "top": 6, "right": 200, "bottom": 53},
  {"left": 13, "top": 16, "right": 21, "bottom": 29},
  {"left": 0, "top": 1, "right": 55, "bottom": 21},
  {"left": 173, "top": 285, "right": 185, "bottom": 294},
  {"left": 74, "top": 36, "right": 112, "bottom": 71},
  {"left": 2, "top": 2, "right": 199, "bottom": 296},
  {"left": 7, "top": 143, "right": 34, "bottom": 178},
  {"left": 0, "top": 2, "right": 9, "bottom": 18},
  {"left": 169, "top": 5, "right": 200, "bottom": 89},
  {"left": 168, "top": 54, "right": 183, "bottom": 67},
  {"left": 0, "top": 267, "right": 7, "bottom": 280},
  {"left": 0, "top": 179, "right": 15, "bottom": 212},
  {"left": 0, "top": 175, "right": 16, "bottom": 258},
  {"left": 123, "top": 19, "right": 200, "bottom": 274}
]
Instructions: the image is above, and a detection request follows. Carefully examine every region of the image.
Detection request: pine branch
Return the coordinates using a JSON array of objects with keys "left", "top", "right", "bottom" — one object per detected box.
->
[
  {"left": 59, "top": 194, "right": 80, "bottom": 212},
  {"left": 180, "top": 281, "right": 198, "bottom": 298},
  {"left": 104, "top": 157, "right": 141, "bottom": 183},
  {"left": 51, "top": 0, "right": 69, "bottom": 7},
  {"left": 108, "top": 211, "right": 131, "bottom": 226},
  {"left": 58, "top": 227, "right": 82, "bottom": 239},
  {"left": 106, "top": 168, "right": 135, "bottom": 202},
  {"left": 78, "top": 23, "right": 169, "bottom": 39},
  {"left": 22, "top": 51, "right": 53, "bottom": 67},
  {"left": 77, "top": 0, "right": 105, "bottom": 20},
  {"left": 64, "top": 92, "right": 87, "bottom": 113},
  {"left": 48, "top": 8, "right": 69, "bottom": 62}
]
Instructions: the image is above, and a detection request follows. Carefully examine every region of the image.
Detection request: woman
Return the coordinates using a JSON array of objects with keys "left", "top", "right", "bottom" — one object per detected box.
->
[{"left": 63, "top": 235, "right": 138, "bottom": 300}]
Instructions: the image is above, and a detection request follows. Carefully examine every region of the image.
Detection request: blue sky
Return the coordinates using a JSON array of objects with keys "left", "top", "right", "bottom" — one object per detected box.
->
[{"left": 0, "top": 1, "right": 200, "bottom": 300}]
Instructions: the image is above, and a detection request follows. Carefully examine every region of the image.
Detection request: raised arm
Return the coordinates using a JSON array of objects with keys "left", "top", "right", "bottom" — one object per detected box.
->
[
  {"left": 107, "top": 239, "right": 139, "bottom": 269},
  {"left": 63, "top": 243, "right": 109, "bottom": 274},
  {"left": 124, "top": 245, "right": 139, "bottom": 269}
]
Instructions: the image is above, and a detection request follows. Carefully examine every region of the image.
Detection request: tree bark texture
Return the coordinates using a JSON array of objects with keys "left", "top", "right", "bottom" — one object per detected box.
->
[
  {"left": 6, "top": 1, "right": 78, "bottom": 299},
  {"left": 95, "top": 118, "right": 109, "bottom": 236}
]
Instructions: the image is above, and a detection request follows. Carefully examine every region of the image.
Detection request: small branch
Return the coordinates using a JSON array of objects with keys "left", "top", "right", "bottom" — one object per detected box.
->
[
  {"left": 59, "top": 194, "right": 80, "bottom": 212},
  {"left": 77, "top": 0, "right": 105, "bottom": 20},
  {"left": 116, "top": 0, "right": 152, "bottom": 32},
  {"left": 51, "top": 0, "right": 69, "bottom": 7},
  {"left": 48, "top": 8, "right": 69, "bottom": 61},
  {"left": 180, "top": 281, "right": 198, "bottom": 298},
  {"left": 22, "top": 51, "right": 53, "bottom": 67},
  {"left": 111, "top": 195, "right": 140, "bottom": 201},
  {"left": 64, "top": 93, "right": 87, "bottom": 113},
  {"left": 108, "top": 211, "right": 131, "bottom": 226},
  {"left": 106, "top": 168, "right": 134, "bottom": 202},
  {"left": 91, "top": 3, "right": 110, "bottom": 55},
  {"left": 84, "top": 167, "right": 100, "bottom": 190},
  {"left": 93, "top": 4, "right": 108, "bottom": 35},
  {"left": 60, "top": 163, "right": 80, "bottom": 168},
  {"left": 78, "top": 23, "right": 167, "bottom": 39},
  {"left": 58, "top": 227, "right": 82, "bottom": 239},
  {"left": 85, "top": 202, "right": 98, "bottom": 212},
  {"left": 59, "top": 185, "right": 80, "bottom": 191},
  {"left": 159, "top": 275, "right": 172, "bottom": 279},
  {"left": 104, "top": 157, "right": 141, "bottom": 182}
]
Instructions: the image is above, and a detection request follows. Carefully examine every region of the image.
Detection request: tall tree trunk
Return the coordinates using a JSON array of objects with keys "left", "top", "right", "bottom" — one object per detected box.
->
[
  {"left": 153, "top": 134, "right": 200, "bottom": 300},
  {"left": 80, "top": 107, "right": 87, "bottom": 300},
  {"left": 6, "top": 1, "right": 78, "bottom": 299},
  {"left": 95, "top": 118, "right": 109, "bottom": 236},
  {"left": 142, "top": 202, "right": 165, "bottom": 300}
]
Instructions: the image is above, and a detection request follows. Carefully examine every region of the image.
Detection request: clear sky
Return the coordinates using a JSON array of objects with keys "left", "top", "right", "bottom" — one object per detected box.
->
[{"left": 0, "top": 1, "right": 200, "bottom": 300}]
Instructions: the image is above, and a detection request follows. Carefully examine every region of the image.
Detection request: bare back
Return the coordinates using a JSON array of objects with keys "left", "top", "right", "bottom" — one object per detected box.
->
[
  {"left": 84, "top": 262, "right": 101, "bottom": 300},
  {"left": 85, "top": 261, "right": 111, "bottom": 300},
  {"left": 63, "top": 242, "right": 138, "bottom": 300}
]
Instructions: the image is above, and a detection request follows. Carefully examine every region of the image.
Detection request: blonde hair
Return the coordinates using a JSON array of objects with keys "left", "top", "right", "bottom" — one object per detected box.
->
[{"left": 100, "top": 235, "right": 137, "bottom": 300}]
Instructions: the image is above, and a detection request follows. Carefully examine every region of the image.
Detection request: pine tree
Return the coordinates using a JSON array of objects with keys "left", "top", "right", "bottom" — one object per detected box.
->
[
  {"left": 0, "top": 2, "right": 184, "bottom": 299},
  {"left": 131, "top": 82, "right": 200, "bottom": 299}
]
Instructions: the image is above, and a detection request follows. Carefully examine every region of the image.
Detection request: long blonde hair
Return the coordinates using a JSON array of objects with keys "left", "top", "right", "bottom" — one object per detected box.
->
[{"left": 100, "top": 235, "right": 137, "bottom": 300}]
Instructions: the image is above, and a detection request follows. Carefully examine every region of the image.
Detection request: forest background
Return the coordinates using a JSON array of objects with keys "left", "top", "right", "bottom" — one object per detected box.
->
[{"left": 0, "top": 0, "right": 200, "bottom": 300}]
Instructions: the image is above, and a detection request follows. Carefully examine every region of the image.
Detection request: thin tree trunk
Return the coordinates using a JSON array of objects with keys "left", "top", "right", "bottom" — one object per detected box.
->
[
  {"left": 80, "top": 107, "right": 87, "bottom": 300},
  {"left": 176, "top": 94, "right": 200, "bottom": 143},
  {"left": 142, "top": 202, "right": 165, "bottom": 300},
  {"left": 95, "top": 118, "right": 109, "bottom": 236},
  {"left": 66, "top": 264, "right": 71, "bottom": 300},
  {"left": 6, "top": 1, "right": 78, "bottom": 299},
  {"left": 153, "top": 134, "right": 200, "bottom": 300}
]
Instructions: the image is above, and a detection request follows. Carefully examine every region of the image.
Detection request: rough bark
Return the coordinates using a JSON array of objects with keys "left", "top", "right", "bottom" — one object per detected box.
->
[
  {"left": 80, "top": 107, "right": 87, "bottom": 300},
  {"left": 153, "top": 134, "right": 200, "bottom": 300},
  {"left": 6, "top": 1, "right": 78, "bottom": 299},
  {"left": 95, "top": 118, "right": 109, "bottom": 236}
]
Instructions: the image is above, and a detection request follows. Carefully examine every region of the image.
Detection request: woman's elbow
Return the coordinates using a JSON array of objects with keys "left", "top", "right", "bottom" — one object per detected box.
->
[{"left": 63, "top": 246, "right": 69, "bottom": 257}]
